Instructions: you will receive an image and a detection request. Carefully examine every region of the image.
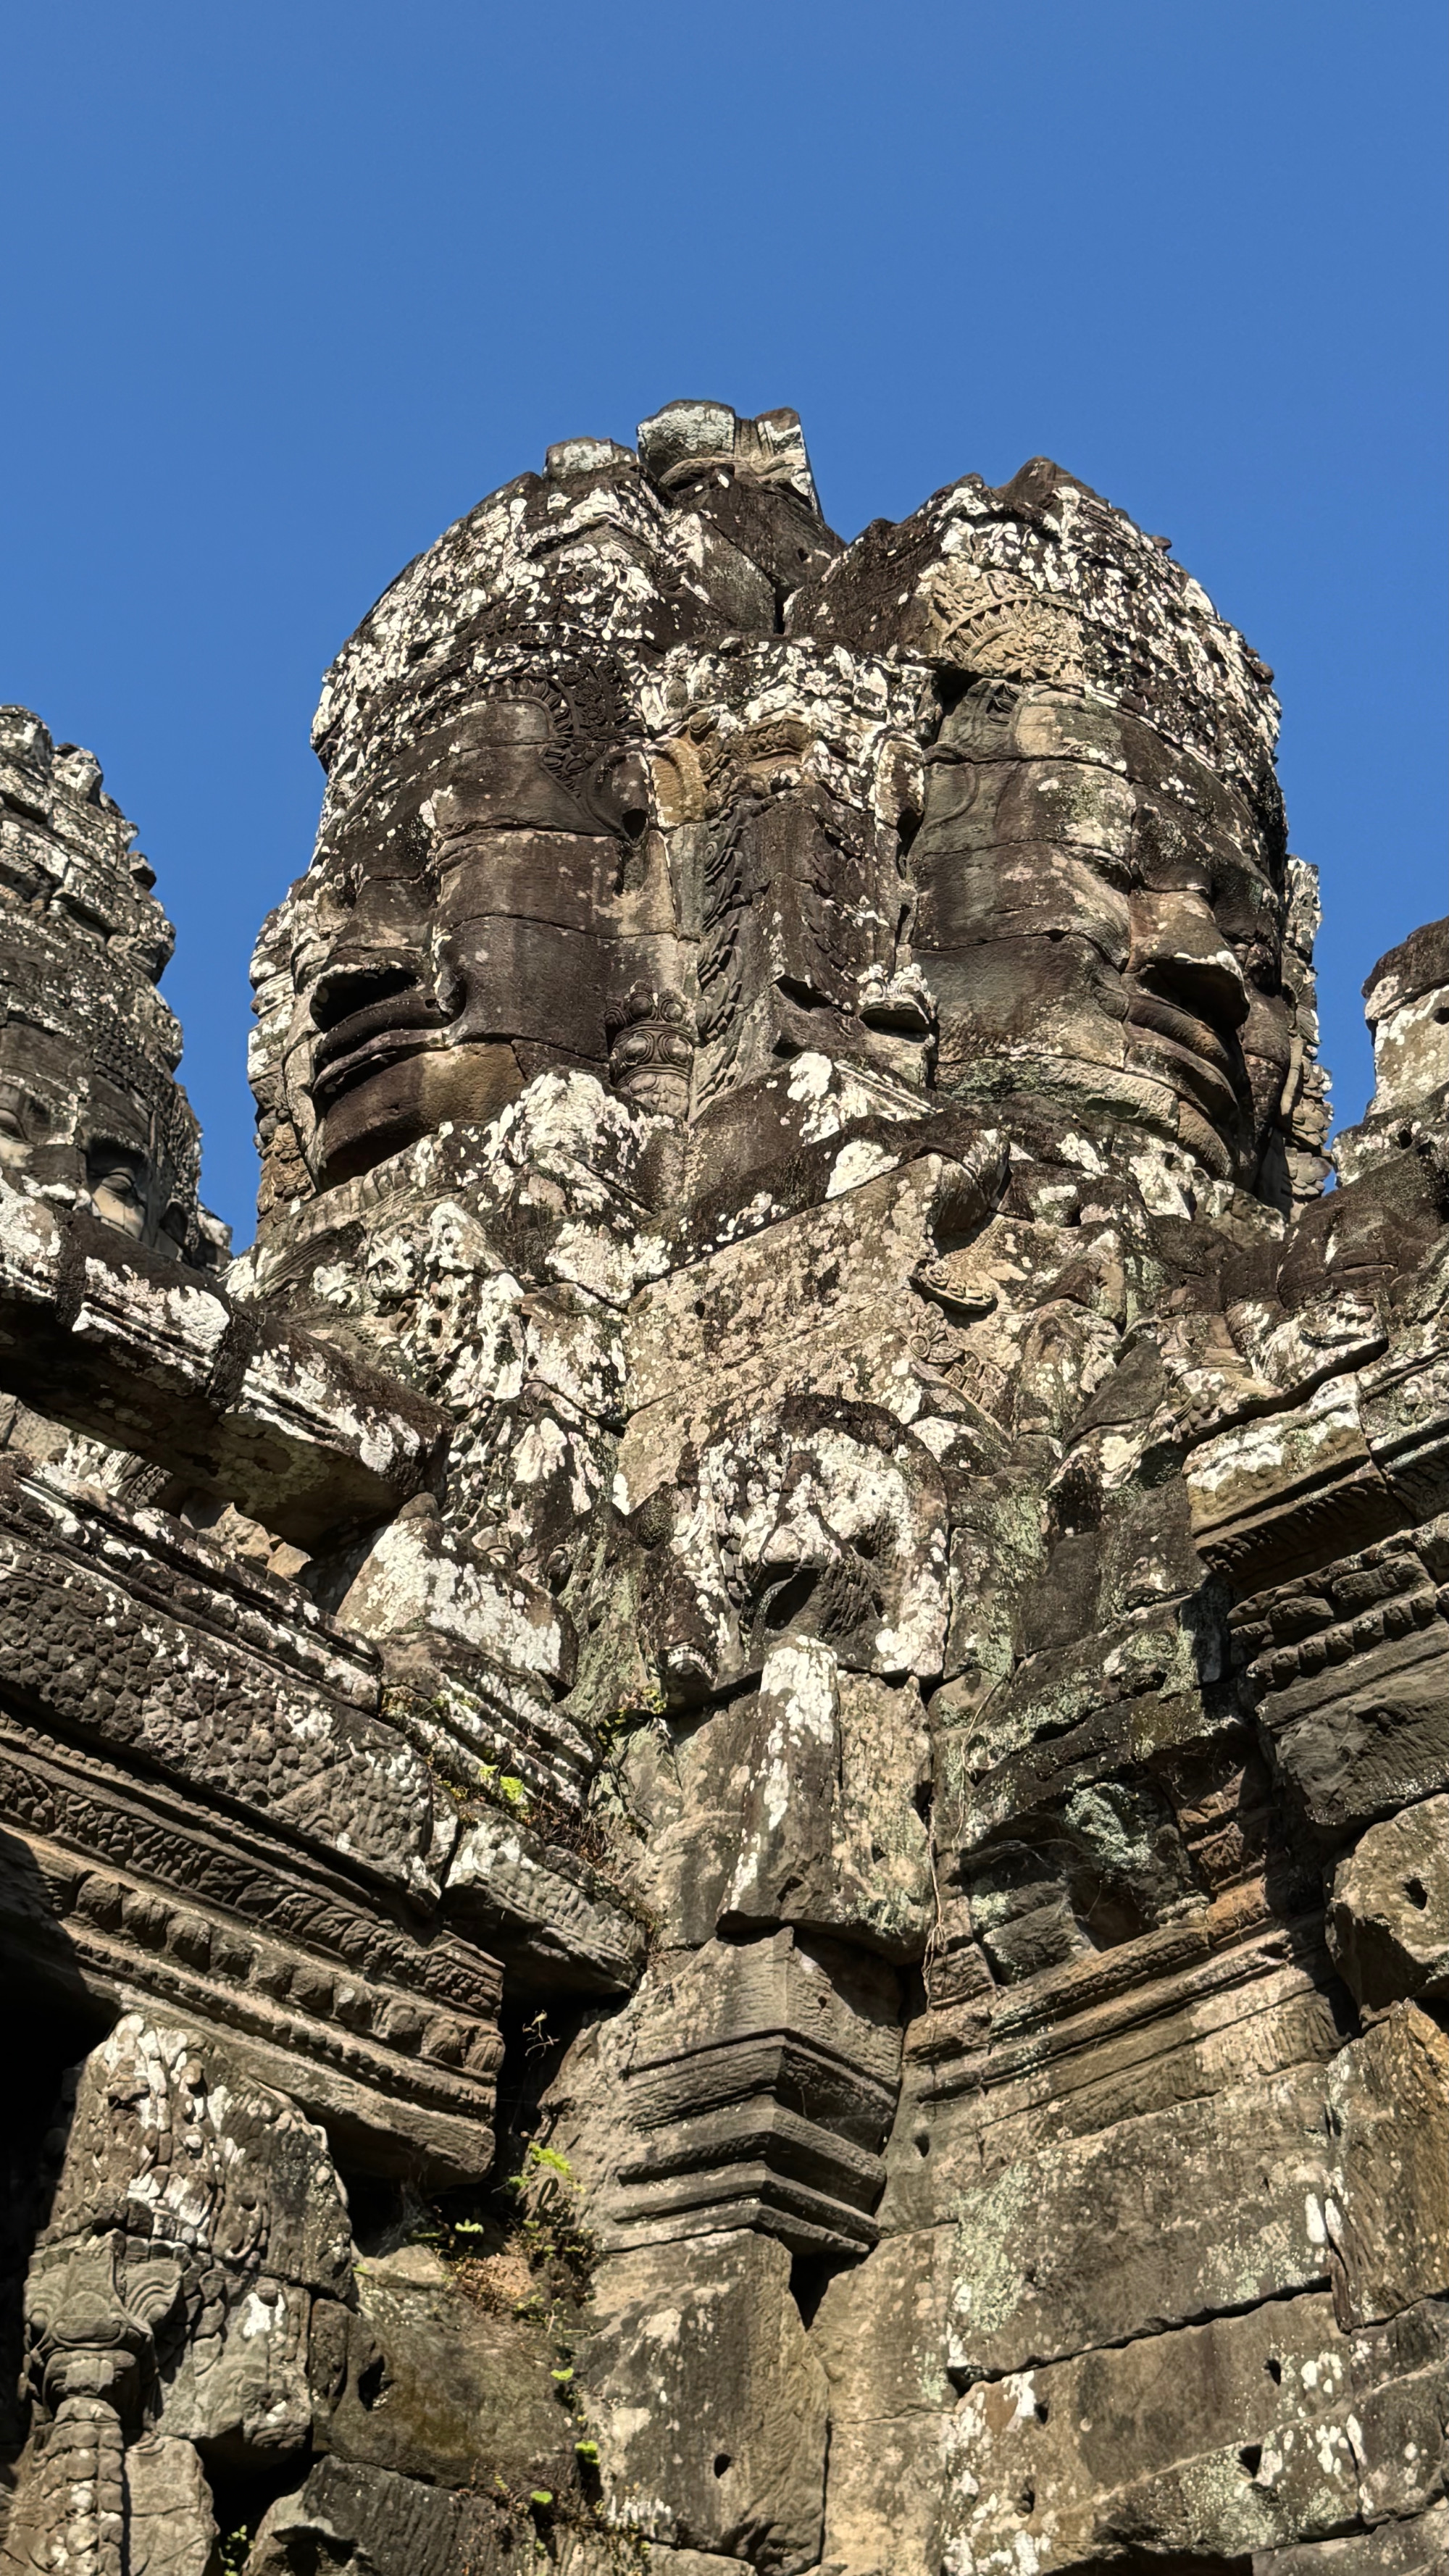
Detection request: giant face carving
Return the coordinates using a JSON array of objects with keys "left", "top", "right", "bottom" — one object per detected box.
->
[
  {"left": 0, "top": 987, "right": 196, "bottom": 1254},
  {"left": 908, "top": 679, "right": 1295, "bottom": 1189},
  {"left": 304, "top": 693, "right": 665, "bottom": 1189},
  {"left": 301, "top": 665, "right": 1296, "bottom": 1198},
  {"left": 259, "top": 422, "right": 1321, "bottom": 1221},
  {"left": 0, "top": 718, "right": 213, "bottom": 1258}
]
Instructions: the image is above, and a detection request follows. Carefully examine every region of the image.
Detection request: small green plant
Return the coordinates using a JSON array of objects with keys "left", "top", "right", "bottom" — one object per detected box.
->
[
  {"left": 575, "top": 2440, "right": 601, "bottom": 2466},
  {"left": 477, "top": 1762, "right": 531, "bottom": 1812},
  {"left": 502, "top": 2136, "right": 597, "bottom": 2314},
  {"left": 421, "top": 1752, "right": 474, "bottom": 1814},
  {"left": 598, "top": 1677, "right": 667, "bottom": 1736},
  {"left": 505, "top": 2138, "right": 577, "bottom": 2204},
  {"left": 217, "top": 2530, "right": 251, "bottom": 2575}
]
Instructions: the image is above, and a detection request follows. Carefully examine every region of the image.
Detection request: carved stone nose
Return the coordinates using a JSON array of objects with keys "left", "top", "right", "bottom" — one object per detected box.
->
[{"left": 1128, "top": 893, "right": 1249, "bottom": 1029}]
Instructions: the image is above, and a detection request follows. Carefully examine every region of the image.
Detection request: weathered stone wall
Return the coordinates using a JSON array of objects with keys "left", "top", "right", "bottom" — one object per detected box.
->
[{"left": 0, "top": 411, "right": 1444, "bottom": 2576}]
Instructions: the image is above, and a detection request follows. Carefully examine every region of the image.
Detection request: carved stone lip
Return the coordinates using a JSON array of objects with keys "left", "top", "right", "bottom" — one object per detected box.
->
[
  {"left": 1125, "top": 990, "right": 1239, "bottom": 1126},
  {"left": 310, "top": 1019, "right": 451, "bottom": 1111}
]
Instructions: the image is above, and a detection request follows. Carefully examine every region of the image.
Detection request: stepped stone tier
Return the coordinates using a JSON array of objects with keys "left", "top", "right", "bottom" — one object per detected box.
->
[{"left": 0, "top": 406, "right": 1445, "bottom": 2576}]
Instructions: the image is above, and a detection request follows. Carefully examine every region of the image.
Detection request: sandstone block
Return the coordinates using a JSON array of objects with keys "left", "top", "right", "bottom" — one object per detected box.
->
[
  {"left": 246, "top": 2456, "right": 509, "bottom": 2575},
  {"left": 325, "top": 2255, "right": 575, "bottom": 2496},
  {"left": 1324, "top": 2002, "right": 1449, "bottom": 2330},
  {"left": 1328, "top": 1792, "right": 1449, "bottom": 2007},
  {"left": 940, "top": 2289, "right": 1449, "bottom": 2574},
  {"left": 579, "top": 2229, "right": 827, "bottom": 2572},
  {"left": 945, "top": 2064, "right": 1336, "bottom": 2378}
]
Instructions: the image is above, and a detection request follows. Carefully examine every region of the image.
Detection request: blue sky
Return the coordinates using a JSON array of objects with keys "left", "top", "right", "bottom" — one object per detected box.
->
[{"left": 1, "top": 1, "right": 1442, "bottom": 1243}]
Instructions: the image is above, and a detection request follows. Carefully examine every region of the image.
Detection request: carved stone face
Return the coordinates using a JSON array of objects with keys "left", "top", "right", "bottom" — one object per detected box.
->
[
  {"left": 304, "top": 695, "right": 663, "bottom": 1188},
  {"left": 0, "top": 1019, "right": 190, "bottom": 1253},
  {"left": 910, "top": 682, "right": 1294, "bottom": 1186},
  {"left": 254, "top": 430, "right": 1324, "bottom": 1222},
  {"left": 0, "top": 1078, "right": 48, "bottom": 1182}
]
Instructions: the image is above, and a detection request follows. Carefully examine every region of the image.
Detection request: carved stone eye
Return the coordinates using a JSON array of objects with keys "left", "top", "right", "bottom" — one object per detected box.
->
[
  {"left": 0, "top": 1084, "right": 37, "bottom": 1147},
  {"left": 86, "top": 1145, "right": 149, "bottom": 1231}
]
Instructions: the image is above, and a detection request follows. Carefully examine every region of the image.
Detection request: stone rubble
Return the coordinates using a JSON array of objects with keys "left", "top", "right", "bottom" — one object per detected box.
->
[{"left": 0, "top": 401, "right": 1445, "bottom": 2575}]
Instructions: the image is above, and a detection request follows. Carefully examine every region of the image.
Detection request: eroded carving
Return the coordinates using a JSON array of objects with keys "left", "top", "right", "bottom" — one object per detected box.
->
[{"left": 1, "top": 406, "right": 1445, "bottom": 2575}]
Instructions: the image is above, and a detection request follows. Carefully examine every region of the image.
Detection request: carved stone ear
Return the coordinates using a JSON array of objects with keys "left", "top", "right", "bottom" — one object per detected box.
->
[
  {"left": 124, "top": 2259, "right": 184, "bottom": 2332},
  {"left": 582, "top": 746, "right": 652, "bottom": 839},
  {"left": 926, "top": 1136, "right": 1009, "bottom": 1250}
]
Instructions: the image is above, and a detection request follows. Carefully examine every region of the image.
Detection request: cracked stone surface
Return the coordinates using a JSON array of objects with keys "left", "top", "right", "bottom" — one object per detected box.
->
[{"left": 0, "top": 404, "right": 1445, "bottom": 2575}]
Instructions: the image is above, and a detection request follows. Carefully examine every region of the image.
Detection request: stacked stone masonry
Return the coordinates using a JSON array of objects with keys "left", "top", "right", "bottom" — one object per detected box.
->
[{"left": 0, "top": 404, "right": 1445, "bottom": 2576}]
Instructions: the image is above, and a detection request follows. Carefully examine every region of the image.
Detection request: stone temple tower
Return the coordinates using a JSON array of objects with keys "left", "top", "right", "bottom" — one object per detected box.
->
[
  {"left": 0, "top": 708, "right": 221, "bottom": 1260},
  {"left": 0, "top": 711, "right": 227, "bottom": 1505},
  {"left": 0, "top": 414, "right": 1445, "bottom": 2576}
]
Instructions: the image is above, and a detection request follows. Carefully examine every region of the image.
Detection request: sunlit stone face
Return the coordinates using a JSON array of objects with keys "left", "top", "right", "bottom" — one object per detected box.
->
[
  {"left": 909, "top": 680, "right": 1294, "bottom": 1187},
  {"left": 304, "top": 695, "right": 661, "bottom": 1189},
  {"left": 0, "top": 1076, "right": 48, "bottom": 1183},
  {"left": 299, "top": 664, "right": 1297, "bottom": 1198},
  {"left": 249, "top": 419, "right": 1326, "bottom": 1224},
  {"left": 0, "top": 1005, "right": 191, "bottom": 1253}
]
